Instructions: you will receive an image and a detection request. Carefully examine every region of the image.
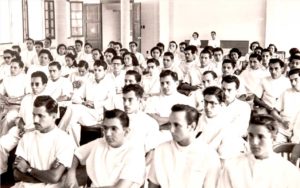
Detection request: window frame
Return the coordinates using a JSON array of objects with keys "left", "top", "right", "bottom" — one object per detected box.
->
[
  {"left": 44, "top": 0, "right": 56, "bottom": 39},
  {"left": 22, "top": 0, "right": 29, "bottom": 41},
  {"left": 70, "top": 1, "right": 83, "bottom": 37}
]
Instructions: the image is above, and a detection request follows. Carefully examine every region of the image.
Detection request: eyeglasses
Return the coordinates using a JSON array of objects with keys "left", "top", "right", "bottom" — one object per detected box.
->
[
  {"left": 31, "top": 82, "right": 40, "bottom": 87},
  {"left": 3, "top": 56, "right": 11, "bottom": 59}
]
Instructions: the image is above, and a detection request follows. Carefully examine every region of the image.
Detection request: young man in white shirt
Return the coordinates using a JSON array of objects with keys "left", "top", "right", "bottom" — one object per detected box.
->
[
  {"left": 129, "top": 41, "right": 146, "bottom": 69},
  {"left": 20, "top": 38, "right": 37, "bottom": 69},
  {"left": 46, "top": 61, "right": 73, "bottom": 105},
  {"left": 145, "top": 70, "right": 194, "bottom": 125},
  {"left": 0, "top": 49, "right": 14, "bottom": 82},
  {"left": 64, "top": 109, "right": 145, "bottom": 188},
  {"left": 0, "top": 59, "right": 27, "bottom": 136},
  {"left": 80, "top": 43, "right": 94, "bottom": 70},
  {"left": 162, "top": 52, "right": 183, "bottom": 81},
  {"left": 59, "top": 60, "right": 115, "bottom": 146},
  {"left": 208, "top": 31, "right": 220, "bottom": 48},
  {"left": 148, "top": 104, "right": 220, "bottom": 188},
  {"left": 75, "top": 40, "right": 84, "bottom": 62},
  {"left": 141, "top": 58, "right": 161, "bottom": 97},
  {"left": 212, "top": 47, "right": 224, "bottom": 76},
  {"left": 13, "top": 95, "right": 75, "bottom": 188}
]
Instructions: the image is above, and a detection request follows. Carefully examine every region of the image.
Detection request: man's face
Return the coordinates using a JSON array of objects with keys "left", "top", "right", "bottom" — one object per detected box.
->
[
  {"left": 289, "top": 73, "right": 300, "bottom": 92},
  {"left": 113, "top": 44, "right": 121, "bottom": 54},
  {"left": 129, "top": 43, "right": 137, "bottom": 53},
  {"left": 169, "top": 111, "right": 192, "bottom": 145},
  {"left": 33, "top": 105, "right": 56, "bottom": 133},
  {"left": 222, "top": 82, "right": 237, "bottom": 104},
  {"left": 202, "top": 73, "right": 216, "bottom": 89},
  {"left": 168, "top": 43, "right": 177, "bottom": 52},
  {"left": 92, "top": 50, "right": 101, "bottom": 61},
  {"left": 84, "top": 45, "right": 92, "bottom": 54},
  {"left": 3, "top": 53, "right": 12, "bottom": 64},
  {"left": 10, "top": 62, "right": 22, "bottom": 76},
  {"left": 200, "top": 53, "right": 211, "bottom": 67},
  {"left": 222, "top": 63, "right": 234, "bottom": 76},
  {"left": 204, "top": 94, "right": 222, "bottom": 118},
  {"left": 44, "top": 39, "right": 51, "bottom": 48},
  {"left": 249, "top": 57, "right": 260, "bottom": 70},
  {"left": 262, "top": 52, "right": 271, "bottom": 64},
  {"left": 78, "top": 67, "right": 88, "bottom": 76},
  {"left": 248, "top": 125, "right": 273, "bottom": 159},
  {"left": 269, "top": 63, "right": 283, "bottom": 79},
  {"left": 31, "top": 77, "right": 46, "bottom": 95},
  {"left": 213, "top": 51, "right": 223, "bottom": 62},
  {"left": 26, "top": 40, "right": 34, "bottom": 51},
  {"left": 230, "top": 52, "right": 239, "bottom": 62},
  {"left": 123, "top": 91, "right": 140, "bottom": 114},
  {"left": 75, "top": 43, "right": 82, "bottom": 52},
  {"left": 179, "top": 45, "right": 186, "bottom": 52},
  {"left": 147, "top": 62, "right": 158, "bottom": 76},
  {"left": 151, "top": 49, "right": 161, "bottom": 59},
  {"left": 163, "top": 55, "right": 173, "bottom": 69},
  {"left": 125, "top": 74, "right": 138, "bottom": 86},
  {"left": 290, "top": 59, "right": 300, "bottom": 70},
  {"left": 49, "top": 66, "right": 61, "bottom": 81},
  {"left": 104, "top": 52, "right": 114, "bottom": 64},
  {"left": 39, "top": 53, "right": 50, "bottom": 65},
  {"left": 94, "top": 65, "right": 106, "bottom": 81},
  {"left": 103, "top": 117, "right": 128, "bottom": 148},
  {"left": 184, "top": 50, "right": 195, "bottom": 62},
  {"left": 211, "top": 32, "right": 216, "bottom": 40},
  {"left": 112, "top": 59, "right": 124, "bottom": 74},
  {"left": 35, "top": 45, "right": 43, "bottom": 54},
  {"left": 160, "top": 75, "right": 177, "bottom": 96}
]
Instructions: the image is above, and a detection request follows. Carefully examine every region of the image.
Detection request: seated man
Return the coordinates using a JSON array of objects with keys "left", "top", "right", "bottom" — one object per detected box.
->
[
  {"left": 12, "top": 95, "right": 75, "bottom": 187},
  {"left": 218, "top": 114, "right": 300, "bottom": 188},
  {"left": 46, "top": 61, "right": 73, "bottom": 106},
  {"left": 0, "top": 49, "right": 14, "bottom": 82},
  {"left": 141, "top": 58, "right": 161, "bottom": 97},
  {"left": 148, "top": 104, "right": 220, "bottom": 188},
  {"left": 162, "top": 52, "right": 183, "bottom": 81},
  {"left": 59, "top": 60, "right": 115, "bottom": 146},
  {"left": 0, "top": 59, "right": 27, "bottom": 136},
  {"left": 26, "top": 49, "right": 53, "bottom": 78},
  {"left": 145, "top": 70, "right": 194, "bottom": 125},
  {"left": 64, "top": 109, "right": 145, "bottom": 188}
]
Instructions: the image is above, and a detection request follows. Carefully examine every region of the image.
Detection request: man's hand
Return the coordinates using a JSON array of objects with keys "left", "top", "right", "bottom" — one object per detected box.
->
[
  {"left": 83, "top": 100, "right": 94, "bottom": 108},
  {"left": 14, "top": 157, "right": 30, "bottom": 173},
  {"left": 63, "top": 171, "right": 79, "bottom": 188}
]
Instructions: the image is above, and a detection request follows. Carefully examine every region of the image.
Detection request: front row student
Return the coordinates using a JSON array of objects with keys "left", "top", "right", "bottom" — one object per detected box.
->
[
  {"left": 12, "top": 95, "right": 75, "bottom": 187},
  {"left": 218, "top": 114, "right": 300, "bottom": 188},
  {"left": 64, "top": 109, "right": 145, "bottom": 188}
]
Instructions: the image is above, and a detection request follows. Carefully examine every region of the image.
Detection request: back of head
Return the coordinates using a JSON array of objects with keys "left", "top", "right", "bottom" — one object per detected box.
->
[
  {"left": 104, "top": 109, "right": 129, "bottom": 128},
  {"left": 122, "top": 84, "right": 144, "bottom": 98},
  {"left": 34, "top": 95, "right": 58, "bottom": 114}
]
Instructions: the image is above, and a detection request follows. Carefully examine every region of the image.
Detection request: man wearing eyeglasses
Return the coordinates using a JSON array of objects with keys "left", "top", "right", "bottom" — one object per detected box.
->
[{"left": 0, "top": 49, "right": 14, "bottom": 82}]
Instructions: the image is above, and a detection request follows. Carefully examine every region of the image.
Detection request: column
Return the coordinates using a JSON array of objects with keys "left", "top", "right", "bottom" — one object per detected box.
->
[{"left": 120, "top": 0, "right": 131, "bottom": 49}]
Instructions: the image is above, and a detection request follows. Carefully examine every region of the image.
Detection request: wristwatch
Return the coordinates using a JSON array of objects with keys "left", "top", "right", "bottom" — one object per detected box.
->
[{"left": 27, "top": 167, "right": 32, "bottom": 174}]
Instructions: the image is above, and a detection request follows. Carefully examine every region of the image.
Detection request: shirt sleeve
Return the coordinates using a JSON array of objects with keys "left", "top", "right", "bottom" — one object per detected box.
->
[
  {"left": 75, "top": 139, "right": 98, "bottom": 165},
  {"left": 56, "top": 133, "right": 76, "bottom": 168}
]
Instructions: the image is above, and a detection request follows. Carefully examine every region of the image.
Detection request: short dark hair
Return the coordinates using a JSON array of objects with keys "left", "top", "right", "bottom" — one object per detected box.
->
[
  {"left": 114, "top": 42, "right": 122, "bottom": 48},
  {"left": 200, "top": 49, "right": 212, "bottom": 58},
  {"left": 163, "top": 52, "right": 174, "bottom": 60},
  {"left": 129, "top": 41, "right": 138, "bottom": 46},
  {"left": 249, "top": 113, "right": 278, "bottom": 139},
  {"left": 84, "top": 42, "right": 92, "bottom": 48},
  {"left": 222, "top": 75, "right": 240, "bottom": 89},
  {"left": 288, "top": 68, "right": 300, "bottom": 77},
  {"left": 49, "top": 61, "right": 62, "bottom": 70},
  {"left": 123, "top": 52, "right": 139, "bottom": 66},
  {"left": 122, "top": 84, "right": 144, "bottom": 98},
  {"left": 11, "top": 58, "right": 24, "bottom": 68},
  {"left": 171, "top": 104, "right": 200, "bottom": 126},
  {"left": 262, "top": 48, "right": 271, "bottom": 55},
  {"left": 203, "top": 70, "right": 218, "bottom": 79},
  {"left": 250, "top": 41, "right": 260, "bottom": 50},
  {"left": 3, "top": 49, "right": 14, "bottom": 56},
  {"left": 45, "top": 37, "right": 52, "bottom": 45},
  {"left": 75, "top": 40, "right": 83, "bottom": 46},
  {"left": 229, "top": 48, "right": 242, "bottom": 58},
  {"left": 222, "top": 59, "right": 236, "bottom": 69},
  {"left": 38, "top": 49, "right": 54, "bottom": 61},
  {"left": 56, "top": 43, "right": 67, "bottom": 54},
  {"left": 203, "top": 86, "right": 224, "bottom": 103},
  {"left": 179, "top": 42, "right": 187, "bottom": 47},
  {"left": 12, "top": 45, "right": 21, "bottom": 53},
  {"left": 289, "top": 55, "right": 300, "bottom": 63},
  {"left": 31, "top": 71, "right": 48, "bottom": 84},
  {"left": 104, "top": 109, "right": 129, "bottom": 128},
  {"left": 213, "top": 47, "right": 223, "bottom": 54},
  {"left": 78, "top": 60, "right": 89, "bottom": 69},
  {"left": 34, "top": 41, "right": 44, "bottom": 47},
  {"left": 268, "top": 44, "right": 278, "bottom": 52},
  {"left": 151, "top": 46, "right": 162, "bottom": 57},
  {"left": 26, "top": 38, "right": 34, "bottom": 44},
  {"left": 94, "top": 59, "right": 108, "bottom": 70},
  {"left": 105, "top": 48, "right": 117, "bottom": 57},
  {"left": 192, "top": 32, "right": 199, "bottom": 38},
  {"left": 169, "top": 41, "right": 178, "bottom": 49},
  {"left": 112, "top": 56, "right": 124, "bottom": 64},
  {"left": 269, "top": 58, "right": 285, "bottom": 68},
  {"left": 249, "top": 53, "right": 262, "bottom": 61},
  {"left": 125, "top": 70, "right": 142, "bottom": 83},
  {"left": 159, "top": 70, "right": 178, "bottom": 81},
  {"left": 184, "top": 45, "right": 198, "bottom": 54},
  {"left": 34, "top": 95, "right": 58, "bottom": 114},
  {"left": 147, "top": 58, "right": 160, "bottom": 67},
  {"left": 156, "top": 42, "right": 165, "bottom": 50}
]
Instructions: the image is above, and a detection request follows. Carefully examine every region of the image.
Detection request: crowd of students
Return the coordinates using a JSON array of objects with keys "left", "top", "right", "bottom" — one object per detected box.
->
[{"left": 0, "top": 36, "right": 300, "bottom": 187}]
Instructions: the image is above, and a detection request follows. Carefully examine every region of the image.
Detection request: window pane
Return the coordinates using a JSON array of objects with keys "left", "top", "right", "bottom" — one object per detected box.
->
[
  {"left": 51, "top": 29, "right": 55, "bottom": 36},
  {"left": 50, "top": 2, "right": 54, "bottom": 10},
  {"left": 45, "top": 20, "right": 49, "bottom": 28},
  {"left": 71, "top": 3, "right": 82, "bottom": 11},
  {"left": 45, "top": 3, "right": 48, "bottom": 11},
  {"left": 51, "top": 20, "right": 54, "bottom": 27},
  {"left": 45, "top": 11, "right": 48, "bottom": 19},
  {"left": 50, "top": 11, "right": 54, "bottom": 19}
]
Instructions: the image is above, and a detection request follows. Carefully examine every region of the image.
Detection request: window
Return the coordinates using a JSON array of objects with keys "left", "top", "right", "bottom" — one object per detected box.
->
[
  {"left": 70, "top": 2, "right": 83, "bottom": 37},
  {"left": 22, "top": 0, "right": 29, "bottom": 41},
  {"left": 44, "top": 0, "right": 55, "bottom": 38}
]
